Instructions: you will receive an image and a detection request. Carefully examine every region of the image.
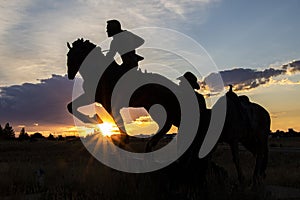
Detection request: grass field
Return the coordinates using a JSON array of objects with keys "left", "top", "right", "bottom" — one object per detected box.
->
[
  {"left": 268, "top": 137, "right": 300, "bottom": 148},
  {"left": 0, "top": 137, "right": 299, "bottom": 199}
]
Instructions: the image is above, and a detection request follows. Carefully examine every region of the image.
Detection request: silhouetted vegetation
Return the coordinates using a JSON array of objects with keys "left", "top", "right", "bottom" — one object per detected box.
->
[
  {"left": 0, "top": 122, "right": 299, "bottom": 199},
  {"left": 30, "top": 132, "right": 44, "bottom": 139},
  {"left": 19, "top": 127, "right": 30, "bottom": 140},
  {"left": 270, "top": 128, "right": 300, "bottom": 138},
  {"left": 0, "top": 122, "right": 299, "bottom": 142},
  {"left": 0, "top": 125, "right": 3, "bottom": 139},
  {"left": 0, "top": 123, "right": 15, "bottom": 140},
  {"left": 57, "top": 135, "right": 65, "bottom": 141},
  {"left": 1, "top": 138, "right": 299, "bottom": 199},
  {"left": 0, "top": 123, "right": 83, "bottom": 141},
  {"left": 47, "top": 133, "right": 55, "bottom": 141}
]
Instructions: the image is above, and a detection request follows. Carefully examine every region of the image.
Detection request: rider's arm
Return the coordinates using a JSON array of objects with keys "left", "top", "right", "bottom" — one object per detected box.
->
[
  {"left": 118, "top": 31, "right": 144, "bottom": 51},
  {"left": 106, "top": 31, "right": 144, "bottom": 61},
  {"left": 128, "top": 31, "right": 144, "bottom": 48}
]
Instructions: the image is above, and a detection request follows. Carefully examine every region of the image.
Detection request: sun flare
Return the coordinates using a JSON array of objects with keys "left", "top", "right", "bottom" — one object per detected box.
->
[{"left": 97, "top": 122, "right": 119, "bottom": 137}]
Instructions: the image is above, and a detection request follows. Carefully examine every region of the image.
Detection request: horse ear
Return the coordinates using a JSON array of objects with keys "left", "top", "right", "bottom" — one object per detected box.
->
[{"left": 67, "top": 42, "right": 71, "bottom": 49}]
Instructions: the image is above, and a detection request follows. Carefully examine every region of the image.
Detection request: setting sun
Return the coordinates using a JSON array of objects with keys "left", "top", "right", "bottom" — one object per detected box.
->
[{"left": 97, "top": 122, "right": 120, "bottom": 137}]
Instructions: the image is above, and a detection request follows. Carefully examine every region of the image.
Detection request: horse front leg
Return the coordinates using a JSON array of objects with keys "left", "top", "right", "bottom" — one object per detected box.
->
[
  {"left": 112, "top": 112, "right": 130, "bottom": 146},
  {"left": 230, "top": 142, "right": 245, "bottom": 184},
  {"left": 67, "top": 94, "right": 102, "bottom": 124}
]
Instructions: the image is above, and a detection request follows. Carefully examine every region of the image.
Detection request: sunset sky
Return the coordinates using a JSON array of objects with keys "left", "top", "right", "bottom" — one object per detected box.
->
[{"left": 0, "top": 0, "right": 300, "bottom": 136}]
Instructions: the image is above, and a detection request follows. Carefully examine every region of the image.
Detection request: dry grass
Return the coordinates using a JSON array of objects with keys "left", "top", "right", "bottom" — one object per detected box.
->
[
  {"left": 269, "top": 137, "right": 300, "bottom": 148},
  {"left": 212, "top": 139, "right": 300, "bottom": 188},
  {"left": 0, "top": 137, "right": 299, "bottom": 199}
]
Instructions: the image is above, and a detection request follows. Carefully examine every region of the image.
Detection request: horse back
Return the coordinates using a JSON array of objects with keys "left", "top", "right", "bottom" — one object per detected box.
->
[{"left": 241, "top": 101, "right": 270, "bottom": 132}]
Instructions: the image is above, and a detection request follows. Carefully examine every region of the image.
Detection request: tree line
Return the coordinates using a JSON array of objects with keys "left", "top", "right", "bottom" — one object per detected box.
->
[
  {"left": 0, "top": 123, "right": 15, "bottom": 140},
  {"left": 0, "top": 123, "right": 75, "bottom": 141},
  {"left": 270, "top": 128, "right": 300, "bottom": 138},
  {"left": 1, "top": 122, "right": 299, "bottom": 141}
]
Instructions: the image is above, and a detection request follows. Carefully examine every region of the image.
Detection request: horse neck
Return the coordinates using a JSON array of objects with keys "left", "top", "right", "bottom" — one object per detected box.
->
[
  {"left": 78, "top": 47, "right": 107, "bottom": 81},
  {"left": 102, "top": 61, "right": 130, "bottom": 81}
]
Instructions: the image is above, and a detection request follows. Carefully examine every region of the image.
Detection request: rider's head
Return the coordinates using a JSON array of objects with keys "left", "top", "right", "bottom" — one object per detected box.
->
[
  {"left": 229, "top": 84, "right": 233, "bottom": 92},
  {"left": 177, "top": 72, "right": 200, "bottom": 90},
  {"left": 106, "top": 19, "right": 122, "bottom": 37}
]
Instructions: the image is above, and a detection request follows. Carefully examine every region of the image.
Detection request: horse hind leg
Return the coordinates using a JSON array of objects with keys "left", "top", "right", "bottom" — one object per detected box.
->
[
  {"left": 230, "top": 142, "right": 245, "bottom": 184},
  {"left": 144, "top": 104, "right": 172, "bottom": 152},
  {"left": 253, "top": 142, "right": 268, "bottom": 186},
  {"left": 145, "top": 119, "right": 172, "bottom": 152},
  {"left": 253, "top": 153, "right": 263, "bottom": 186},
  {"left": 253, "top": 133, "right": 269, "bottom": 186},
  {"left": 261, "top": 144, "right": 268, "bottom": 179},
  {"left": 253, "top": 152, "right": 269, "bottom": 187},
  {"left": 260, "top": 132, "right": 269, "bottom": 179}
]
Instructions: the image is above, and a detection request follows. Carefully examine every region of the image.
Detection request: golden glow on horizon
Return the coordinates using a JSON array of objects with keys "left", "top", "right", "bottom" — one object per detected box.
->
[
  {"left": 15, "top": 77, "right": 300, "bottom": 137},
  {"left": 245, "top": 79, "right": 300, "bottom": 132},
  {"left": 97, "top": 122, "right": 120, "bottom": 137}
]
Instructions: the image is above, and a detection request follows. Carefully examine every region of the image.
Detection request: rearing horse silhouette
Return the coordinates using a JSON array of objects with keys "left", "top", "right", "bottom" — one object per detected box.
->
[
  {"left": 66, "top": 38, "right": 270, "bottom": 185},
  {"left": 66, "top": 38, "right": 201, "bottom": 151}
]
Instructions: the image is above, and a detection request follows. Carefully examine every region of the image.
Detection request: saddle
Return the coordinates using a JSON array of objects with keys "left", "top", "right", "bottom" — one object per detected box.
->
[
  {"left": 239, "top": 95, "right": 256, "bottom": 131},
  {"left": 120, "top": 51, "right": 144, "bottom": 69},
  {"left": 226, "top": 91, "right": 253, "bottom": 131}
]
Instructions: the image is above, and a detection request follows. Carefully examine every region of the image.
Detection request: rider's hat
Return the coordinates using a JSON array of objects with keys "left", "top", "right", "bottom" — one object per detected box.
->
[{"left": 177, "top": 71, "right": 200, "bottom": 90}]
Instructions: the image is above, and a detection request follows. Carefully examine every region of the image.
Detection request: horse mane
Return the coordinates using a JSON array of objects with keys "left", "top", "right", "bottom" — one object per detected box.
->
[
  {"left": 67, "top": 38, "right": 101, "bottom": 80},
  {"left": 68, "top": 38, "right": 178, "bottom": 89},
  {"left": 71, "top": 38, "right": 96, "bottom": 50},
  {"left": 67, "top": 38, "right": 97, "bottom": 62}
]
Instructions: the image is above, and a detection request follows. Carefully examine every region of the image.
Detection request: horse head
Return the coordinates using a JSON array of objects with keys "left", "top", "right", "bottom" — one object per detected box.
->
[{"left": 66, "top": 38, "right": 97, "bottom": 80}]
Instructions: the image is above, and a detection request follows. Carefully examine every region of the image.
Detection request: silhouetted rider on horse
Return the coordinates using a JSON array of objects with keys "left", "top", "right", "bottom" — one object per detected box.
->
[
  {"left": 106, "top": 19, "right": 144, "bottom": 70},
  {"left": 177, "top": 72, "right": 209, "bottom": 163}
]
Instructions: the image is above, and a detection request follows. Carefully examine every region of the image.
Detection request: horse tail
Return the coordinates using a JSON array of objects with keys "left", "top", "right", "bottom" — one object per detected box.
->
[
  {"left": 256, "top": 104, "right": 271, "bottom": 178},
  {"left": 261, "top": 113, "right": 271, "bottom": 178}
]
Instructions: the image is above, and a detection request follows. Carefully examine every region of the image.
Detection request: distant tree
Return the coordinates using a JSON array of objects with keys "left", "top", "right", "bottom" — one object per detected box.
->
[
  {"left": 19, "top": 127, "right": 30, "bottom": 140},
  {"left": 47, "top": 133, "right": 55, "bottom": 141},
  {"left": 272, "top": 130, "right": 280, "bottom": 138},
  {"left": 288, "top": 128, "right": 296, "bottom": 137},
  {"left": 3, "top": 123, "right": 15, "bottom": 140},
  {"left": 57, "top": 135, "right": 65, "bottom": 141},
  {"left": 0, "top": 125, "right": 3, "bottom": 140},
  {"left": 30, "top": 132, "right": 44, "bottom": 139}
]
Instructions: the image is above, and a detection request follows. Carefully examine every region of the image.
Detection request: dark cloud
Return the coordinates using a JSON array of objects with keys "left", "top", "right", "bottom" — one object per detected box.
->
[
  {"left": 0, "top": 74, "right": 75, "bottom": 127},
  {"left": 1, "top": 60, "right": 300, "bottom": 128},
  {"left": 282, "top": 60, "right": 300, "bottom": 73},
  {"left": 202, "top": 60, "right": 300, "bottom": 92}
]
